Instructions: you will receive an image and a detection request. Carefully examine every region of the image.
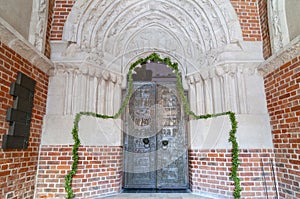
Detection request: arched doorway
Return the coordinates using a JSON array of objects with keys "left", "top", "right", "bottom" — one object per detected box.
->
[{"left": 123, "top": 62, "right": 188, "bottom": 190}]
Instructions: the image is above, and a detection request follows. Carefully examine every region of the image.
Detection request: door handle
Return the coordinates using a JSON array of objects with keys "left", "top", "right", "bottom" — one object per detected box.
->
[
  {"left": 162, "top": 140, "right": 168, "bottom": 149},
  {"left": 143, "top": 138, "right": 150, "bottom": 148}
]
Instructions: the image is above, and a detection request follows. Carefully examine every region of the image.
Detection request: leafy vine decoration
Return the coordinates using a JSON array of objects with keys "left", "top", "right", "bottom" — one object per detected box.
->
[{"left": 65, "top": 53, "right": 241, "bottom": 199}]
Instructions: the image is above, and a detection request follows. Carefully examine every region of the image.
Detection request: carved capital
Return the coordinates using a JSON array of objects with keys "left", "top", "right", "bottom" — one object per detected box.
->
[
  {"left": 117, "top": 76, "right": 123, "bottom": 85},
  {"left": 187, "top": 75, "right": 195, "bottom": 85},
  {"left": 102, "top": 70, "right": 111, "bottom": 81},
  {"left": 110, "top": 73, "right": 117, "bottom": 83},
  {"left": 193, "top": 73, "right": 202, "bottom": 83}
]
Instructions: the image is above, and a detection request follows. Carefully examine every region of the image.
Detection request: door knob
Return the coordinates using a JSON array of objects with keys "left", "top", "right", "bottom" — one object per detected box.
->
[
  {"left": 143, "top": 138, "right": 150, "bottom": 148},
  {"left": 143, "top": 138, "right": 149, "bottom": 144},
  {"left": 162, "top": 140, "right": 168, "bottom": 149}
]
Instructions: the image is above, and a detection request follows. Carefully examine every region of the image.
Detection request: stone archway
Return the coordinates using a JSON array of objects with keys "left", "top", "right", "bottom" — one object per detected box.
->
[
  {"left": 123, "top": 62, "right": 189, "bottom": 190},
  {"left": 48, "top": 0, "right": 247, "bottom": 119},
  {"left": 40, "top": 0, "right": 274, "bottom": 198},
  {"left": 60, "top": 0, "right": 243, "bottom": 76}
]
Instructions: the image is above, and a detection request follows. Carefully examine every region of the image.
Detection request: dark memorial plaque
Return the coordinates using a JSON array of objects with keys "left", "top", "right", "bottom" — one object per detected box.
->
[{"left": 2, "top": 72, "right": 36, "bottom": 149}]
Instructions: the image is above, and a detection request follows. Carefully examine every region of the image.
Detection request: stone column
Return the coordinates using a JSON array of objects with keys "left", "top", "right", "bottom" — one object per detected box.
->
[
  {"left": 201, "top": 71, "right": 213, "bottom": 114},
  {"left": 99, "top": 72, "right": 108, "bottom": 115},
  {"left": 107, "top": 73, "right": 116, "bottom": 116},
  {"left": 86, "top": 69, "right": 98, "bottom": 112},
  {"left": 236, "top": 66, "right": 248, "bottom": 114},
  {"left": 194, "top": 73, "right": 204, "bottom": 115},
  {"left": 96, "top": 71, "right": 103, "bottom": 114},
  {"left": 211, "top": 71, "right": 222, "bottom": 114},
  {"left": 187, "top": 76, "right": 197, "bottom": 115},
  {"left": 113, "top": 76, "right": 123, "bottom": 115}
]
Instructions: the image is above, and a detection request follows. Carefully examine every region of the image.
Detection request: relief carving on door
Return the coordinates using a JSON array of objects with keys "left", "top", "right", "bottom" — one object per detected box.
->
[{"left": 124, "top": 66, "right": 188, "bottom": 189}]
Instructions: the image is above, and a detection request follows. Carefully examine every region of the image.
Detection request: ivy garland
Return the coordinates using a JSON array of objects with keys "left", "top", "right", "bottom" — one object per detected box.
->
[{"left": 65, "top": 53, "right": 241, "bottom": 199}]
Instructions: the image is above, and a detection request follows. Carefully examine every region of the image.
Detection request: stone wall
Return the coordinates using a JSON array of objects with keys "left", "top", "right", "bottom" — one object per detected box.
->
[
  {"left": 0, "top": 0, "right": 33, "bottom": 39},
  {"left": 0, "top": 41, "right": 49, "bottom": 199},
  {"left": 285, "top": 0, "right": 300, "bottom": 41}
]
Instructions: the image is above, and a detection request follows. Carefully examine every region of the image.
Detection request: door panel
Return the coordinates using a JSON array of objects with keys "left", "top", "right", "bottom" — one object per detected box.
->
[
  {"left": 124, "top": 82, "right": 156, "bottom": 188},
  {"left": 124, "top": 82, "right": 188, "bottom": 189},
  {"left": 156, "top": 83, "right": 188, "bottom": 189}
]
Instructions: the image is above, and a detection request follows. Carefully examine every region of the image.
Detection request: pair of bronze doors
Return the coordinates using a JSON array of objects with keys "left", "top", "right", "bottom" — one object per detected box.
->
[{"left": 124, "top": 81, "right": 188, "bottom": 189}]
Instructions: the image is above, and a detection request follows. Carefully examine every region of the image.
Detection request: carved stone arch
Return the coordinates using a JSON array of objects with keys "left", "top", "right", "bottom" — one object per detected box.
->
[
  {"left": 106, "top": 12, "right": 205, "bottom": 53},
  {"left": 63, "top": 0, "right": 242, "bottom": 42},
  {"left": 121, "top": 25, "right": 187, "bottom": 70},
  {"left": 97, "top": 2, "right": 206, "bottom": 48},
  {"left": 57, "top": 0, "right": 248, "bottom": 94}
]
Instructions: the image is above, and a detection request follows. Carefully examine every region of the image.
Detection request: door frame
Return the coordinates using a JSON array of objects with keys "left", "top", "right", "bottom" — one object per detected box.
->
[{"left": 122, "top": 62, "right": 189, "bottom": 190}]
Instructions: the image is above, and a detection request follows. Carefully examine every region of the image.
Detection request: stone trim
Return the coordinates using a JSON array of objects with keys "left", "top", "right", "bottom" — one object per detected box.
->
[
  {"left": 267, "top": 0, "right": 290, "bottom": 54},
  {"left": 258, "top": 35, "right": 300, "bottom": 76},
  {"left": 28, "top": 0, "right": 49, "bottom": 53},
  {"left": 0, "top": 17, "right": 53, "bottom": 74}
]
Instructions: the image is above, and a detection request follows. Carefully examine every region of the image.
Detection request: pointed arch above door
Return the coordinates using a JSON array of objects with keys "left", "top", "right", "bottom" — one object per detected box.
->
[{"left": 60, "top": 0, "right": 243, "bottom": 77}]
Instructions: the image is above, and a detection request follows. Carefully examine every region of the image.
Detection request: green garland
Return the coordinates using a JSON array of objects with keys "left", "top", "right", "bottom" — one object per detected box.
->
[{"left": 65, "top": 53, "right": 241, "bottom": 199}]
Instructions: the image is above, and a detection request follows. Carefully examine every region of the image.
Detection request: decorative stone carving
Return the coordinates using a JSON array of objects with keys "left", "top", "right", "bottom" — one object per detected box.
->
[
  {"left": 47, "top": 62, "right": 123, "bottom": 116},
  {"left": 186, "top": 62, "right": 265, "bottom": 115},
  {"left": 268, "top": 0, "right": 290, "bottom": 53},
  {"left": 61, "top": 0, "right": 243, "bottom": 75},
  {"left": 258, "top": 35, "right": 300, "bottom": 76},
  {"left": 28, "top": 0, "right": 48, "bottom": 53},
  {"left": 0, "top": 18, "right": 53, "bottom": 74}
]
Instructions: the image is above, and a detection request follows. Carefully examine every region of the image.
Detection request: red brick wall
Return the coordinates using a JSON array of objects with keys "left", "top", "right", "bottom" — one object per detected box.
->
[
  {"left": 258, "top": 0, "right": 272, "bottom": 59},
  {"left": 45, "top": 0, "right": 55, "bottom": 58},
  {"left": 264, "top": 56, "right": 300, "bottom": 199},
  {"left": 189, "top": 149, "right": 277, "bottom": 198},
  {"left": 50, "top": 0, "right": 76, "bottom": 40},
  {"left": 0, "top": 42, "right": 49, "bottom": 199},
  {"left": 35, "top": 145, "right": 123, "bottom": 199},
  {"left": 230, "top": 0, "right": 262, "bottom": 41}
]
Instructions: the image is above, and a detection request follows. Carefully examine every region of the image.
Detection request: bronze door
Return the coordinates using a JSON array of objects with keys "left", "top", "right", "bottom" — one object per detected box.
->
[{"left": 124, "top": 82, "right": 188, "bottom": 189}]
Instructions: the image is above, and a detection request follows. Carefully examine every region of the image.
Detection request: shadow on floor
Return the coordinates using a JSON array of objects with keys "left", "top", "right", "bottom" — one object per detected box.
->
[
  {"left": 98, "top": 192, "right": 214, "bottom": 199},
  {"left": 122, "top": 189, "right": 191, "bottom": 193}
]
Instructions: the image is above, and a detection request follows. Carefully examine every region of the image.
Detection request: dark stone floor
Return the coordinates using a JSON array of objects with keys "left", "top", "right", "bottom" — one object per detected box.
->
[{"left": 122, "top": 189, "right": 191, "bottom": 193}]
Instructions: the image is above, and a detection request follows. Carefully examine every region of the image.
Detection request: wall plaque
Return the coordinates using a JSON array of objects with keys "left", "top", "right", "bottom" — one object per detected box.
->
[{"left": 2, "top": 72, "right": 36, "bottom": 149}]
